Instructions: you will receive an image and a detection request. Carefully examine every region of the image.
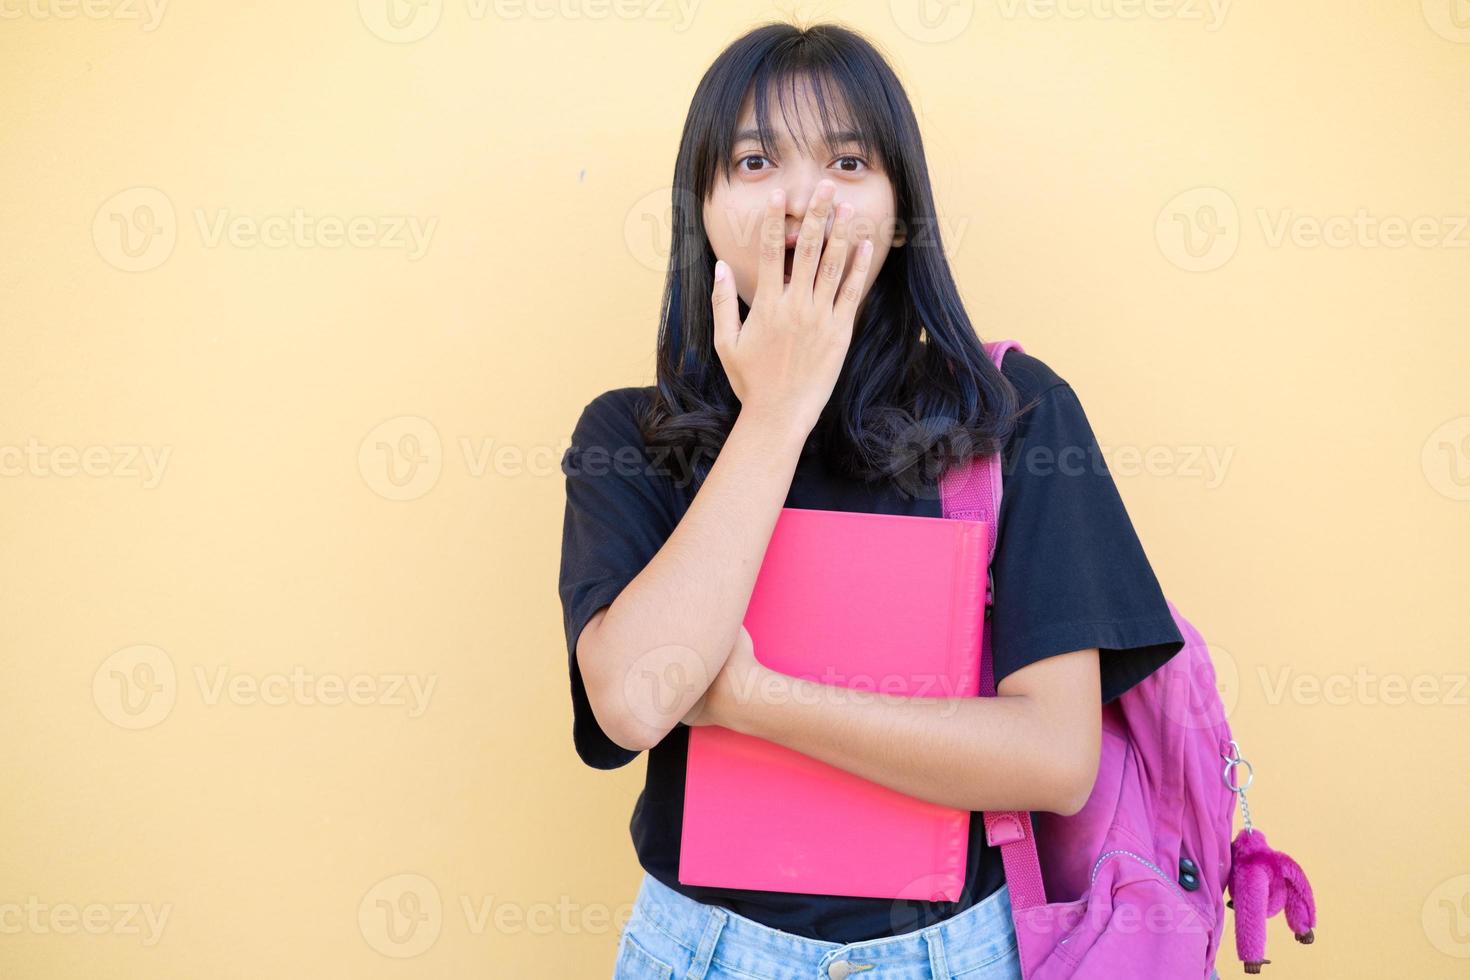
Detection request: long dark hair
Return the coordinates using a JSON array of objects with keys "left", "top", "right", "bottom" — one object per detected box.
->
[{"left": 638, "top": 21, "right": 1037, "bottom": 500}]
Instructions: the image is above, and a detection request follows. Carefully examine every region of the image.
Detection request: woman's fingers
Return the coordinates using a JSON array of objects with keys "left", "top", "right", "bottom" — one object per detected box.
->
[
  {"left": 812, "top": 201, "right": 853, "bottom": 312},
  {"left": 710, "top": 259, "right": 739, "bottom": 353},
  {"left": 832, "top": 238, "right": 874, "bottom": 327},
  {"left": 789, "top": 180, "right": 835, "bottom": 294},
  {"left": 756, "top": 188, "right": 787, "bottom": 302}
]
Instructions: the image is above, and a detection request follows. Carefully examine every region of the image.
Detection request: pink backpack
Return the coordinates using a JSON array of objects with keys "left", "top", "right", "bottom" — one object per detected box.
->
[{"left": 938, "top": 339, "right": 1318, "bottom": 977}]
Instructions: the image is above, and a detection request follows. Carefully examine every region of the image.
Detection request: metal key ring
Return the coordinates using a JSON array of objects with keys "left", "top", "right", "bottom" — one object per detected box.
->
[{"left": 1222, "top": 757, "right": 1254, "bottom": 793}]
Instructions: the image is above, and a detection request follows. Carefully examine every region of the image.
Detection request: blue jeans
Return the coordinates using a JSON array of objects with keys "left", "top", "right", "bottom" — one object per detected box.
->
[{"left": 612, "top": 872, "right": 1023, "bottom": 979}]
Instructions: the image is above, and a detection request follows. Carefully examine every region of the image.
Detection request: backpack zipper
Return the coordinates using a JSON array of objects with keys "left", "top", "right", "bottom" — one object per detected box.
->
[
  {"left": 1058, "top": 852, "right": 1205, "bottom": 952},
  {"left": 1088, "top": 848, "right": 1191, "bottom": 900},
  {"left": 1056, "top": 848, "right": 1197, "bottom": 950}
]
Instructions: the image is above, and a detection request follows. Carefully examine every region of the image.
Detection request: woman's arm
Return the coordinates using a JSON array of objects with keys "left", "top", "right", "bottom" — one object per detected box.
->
[
  {"left": 705, "top": 639, "right": 1103, "bottom": 815},
  {"left": 576, "top": 406, "right": 807, "bottom": 753},
  {"left": 579, "top": 187, "right": 869, "bottom": 754},
  {"left": 579, "top": 188, "right": 872, "bottom": 754}
]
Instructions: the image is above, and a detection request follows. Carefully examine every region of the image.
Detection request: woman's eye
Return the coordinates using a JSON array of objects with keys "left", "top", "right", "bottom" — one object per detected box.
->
[{"left": 735, "top": 154, "right": 869, "bottom": 174}]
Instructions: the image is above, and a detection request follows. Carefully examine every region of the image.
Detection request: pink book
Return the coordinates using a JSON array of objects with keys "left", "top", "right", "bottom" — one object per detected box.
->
[{"left": 679, "top": 505, "right": 989, "bottom": 902}]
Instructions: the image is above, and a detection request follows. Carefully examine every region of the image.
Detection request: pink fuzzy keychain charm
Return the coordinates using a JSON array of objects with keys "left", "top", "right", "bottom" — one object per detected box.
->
[{"left": 1221, "top": 742, "right": 1318, "bottom": 974}]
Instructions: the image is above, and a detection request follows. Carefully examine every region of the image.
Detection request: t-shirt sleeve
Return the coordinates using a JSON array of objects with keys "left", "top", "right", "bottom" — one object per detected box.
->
[
  {"left": 557, "top": 389, "right": 680, "bottom": 770},
  {"left": 988, "top": 382, "right": 1185, "bottom": 704}
]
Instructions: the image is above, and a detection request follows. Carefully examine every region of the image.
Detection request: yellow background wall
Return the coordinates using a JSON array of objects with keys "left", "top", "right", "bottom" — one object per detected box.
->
[{"left": 2, "top": 2, "right": 1467, "bottom": 976}]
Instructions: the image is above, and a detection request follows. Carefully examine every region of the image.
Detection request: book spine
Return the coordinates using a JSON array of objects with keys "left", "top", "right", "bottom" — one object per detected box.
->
[
  {"left": 950, "top": 521, "right": 987, "bottom": 699},
  {"left": 934, "top": 521, "right": 988, "bottom": 900}
]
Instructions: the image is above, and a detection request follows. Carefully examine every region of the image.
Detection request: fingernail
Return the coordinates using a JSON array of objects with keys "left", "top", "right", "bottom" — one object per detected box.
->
[{"left": 714, "top": 260, "right": 727, "bottom": 281}]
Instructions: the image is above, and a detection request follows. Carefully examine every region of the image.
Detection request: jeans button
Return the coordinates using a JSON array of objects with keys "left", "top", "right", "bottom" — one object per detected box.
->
[{"left": 827, "top": 960, "right": 855, "bottom": 980}]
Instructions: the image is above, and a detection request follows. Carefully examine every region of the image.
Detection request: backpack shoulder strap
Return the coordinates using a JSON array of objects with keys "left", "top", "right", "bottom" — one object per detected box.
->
[
  {"left": 939, "top": 339, "right": 1025, "bottom": 606},
  {"left": 938, "top": 339, "right": 1049, "bottom": 914}
]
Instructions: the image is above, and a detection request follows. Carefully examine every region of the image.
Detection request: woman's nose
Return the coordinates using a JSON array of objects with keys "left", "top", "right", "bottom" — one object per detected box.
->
[{"left": 783, "top": 178, "right": 837, "bottom": 239}]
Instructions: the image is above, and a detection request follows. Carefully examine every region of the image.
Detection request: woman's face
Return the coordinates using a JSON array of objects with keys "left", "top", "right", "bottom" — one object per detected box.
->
[{"left": 702, "top": 81, "right": 904, "bottom": 314}]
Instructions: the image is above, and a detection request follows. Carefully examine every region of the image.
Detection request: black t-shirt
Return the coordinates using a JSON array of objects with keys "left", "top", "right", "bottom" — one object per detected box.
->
[{"left": 556, "top": 348, "right": 1184, "bottom": 944}]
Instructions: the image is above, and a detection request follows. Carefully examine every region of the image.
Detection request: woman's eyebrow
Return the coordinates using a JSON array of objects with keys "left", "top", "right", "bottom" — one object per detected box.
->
[{"left": 731, "top": 127, "right": 864, "bottom": 150}]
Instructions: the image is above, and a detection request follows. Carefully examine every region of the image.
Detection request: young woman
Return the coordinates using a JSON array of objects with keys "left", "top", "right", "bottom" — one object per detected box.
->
[{"left": 559, "top": 21, "right": 1187, "bottom": 980}]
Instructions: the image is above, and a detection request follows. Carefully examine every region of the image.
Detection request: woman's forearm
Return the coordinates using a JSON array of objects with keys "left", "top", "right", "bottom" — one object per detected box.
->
[
  {"left": 580, "top": 407, "right": 809, "bottom": 752},
  {"left": 718, "top": 669, "right": 1089, "bottom": 815}
]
